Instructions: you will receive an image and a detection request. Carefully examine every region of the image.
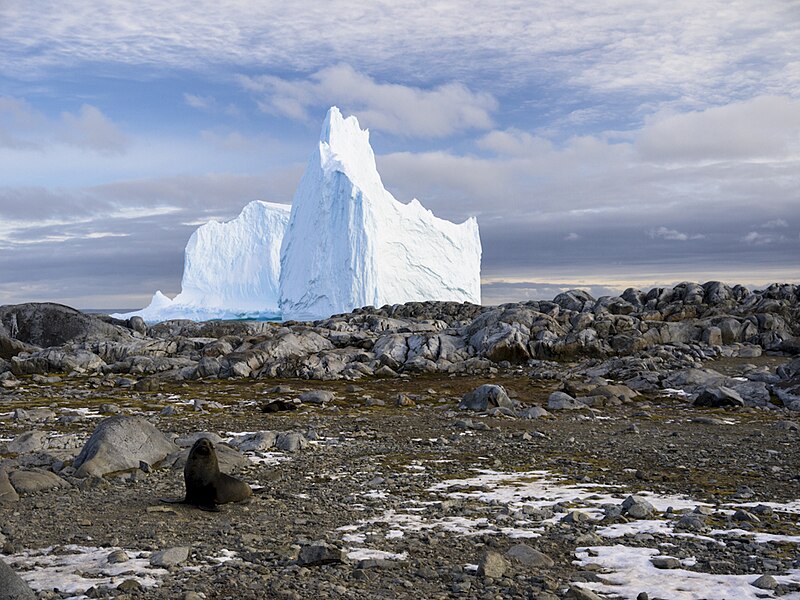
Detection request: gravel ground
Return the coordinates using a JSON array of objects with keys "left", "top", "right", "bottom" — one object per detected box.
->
[{"left": 2, "top": 362, "right": 800, "bottom": 599}]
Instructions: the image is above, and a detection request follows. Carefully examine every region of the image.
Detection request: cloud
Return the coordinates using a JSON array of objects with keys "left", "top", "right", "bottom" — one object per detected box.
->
[
  {"left": 59, "top": 104, "right": 129, "bottom": 155},
  {"left": 3, "top": 1, "right": 798, "bottom": 125},
  {"left": 742, "top": 231, "right": 786, "bottom": 245},
  {"left": 637, "top": 96, "right": 800, "bottom": 162},
  {"left": 647, "top": 227, "right": 705, "bottom": 241},
  {"left": 564, "top": 232, "right": 580, "bottom": 241},
  {"left": 184, "top": 93, "right": 216, "bottom": 111},
  {"left": 239, "top": 64, "right": 497, "bottom": 138},
  {"left": 0, "top": 97, "right": 129, "bottom": 155},
  {"left": 762, "top": 218, "right": 789, "bottom": 229}
]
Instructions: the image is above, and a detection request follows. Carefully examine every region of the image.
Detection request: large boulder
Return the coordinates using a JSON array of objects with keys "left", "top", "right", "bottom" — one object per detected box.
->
[
  {"left": 694, "top": 386, "right": 745, "bottom": 408},
  {"left": 459, "top": 384, "right": 514, "bottom": 412},
  {"left": 73, "top": 416, "right": 178, "bottom": 477},
  {"left": 0, "top": 558, "right": 35, "bottom": 600},
  {"left": 0, "top": 303, "right": 132, "bottom": 354}
]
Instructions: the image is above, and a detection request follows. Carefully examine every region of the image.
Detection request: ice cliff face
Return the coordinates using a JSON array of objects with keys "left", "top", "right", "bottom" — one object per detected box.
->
[
  {"left": 114, "top": 201, "right": 290, "bottom": 322},
  {"left": 278, "top": 107, "right": 482, "bottom": 321}
]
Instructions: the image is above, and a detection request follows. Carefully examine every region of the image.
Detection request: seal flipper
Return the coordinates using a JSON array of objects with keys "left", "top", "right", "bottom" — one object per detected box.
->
[
  {"left": 160, "top": 497, "right": 186, "bottom": 504},
  {"left": 197, "top": 503, "right": 220, "bottom": 512}
]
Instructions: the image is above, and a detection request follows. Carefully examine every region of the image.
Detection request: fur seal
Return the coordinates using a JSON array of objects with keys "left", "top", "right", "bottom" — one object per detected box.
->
[{"left": 163, "top": 437, "right": 252, "bottom": 511}]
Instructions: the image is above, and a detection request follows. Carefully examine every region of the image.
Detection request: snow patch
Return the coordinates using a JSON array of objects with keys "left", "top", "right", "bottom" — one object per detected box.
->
[
  {"left": 574, "top": 544, "right": 800, "bottom": 600},
  {"left": 6, "top": 545, "right": 166, "bottom": 595}
]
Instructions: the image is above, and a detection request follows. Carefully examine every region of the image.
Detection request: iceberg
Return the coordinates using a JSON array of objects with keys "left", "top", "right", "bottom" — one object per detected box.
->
[
  {"left": 117, "top": 106, "right": 482, "bottom": 324},
  {"left": 114, "top": 201, "right": 290, "bottom": 322},
  {"left": 279, "top": 107, "right": 482, "bottom": 321}
]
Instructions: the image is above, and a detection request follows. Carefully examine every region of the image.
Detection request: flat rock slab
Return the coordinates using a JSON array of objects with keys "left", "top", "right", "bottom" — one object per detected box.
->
[{"left": 8, "top": 469, "right": 69, "bottom": 495}]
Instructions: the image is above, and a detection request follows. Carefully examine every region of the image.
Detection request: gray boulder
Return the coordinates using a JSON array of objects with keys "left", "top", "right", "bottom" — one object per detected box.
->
[
  {"left": 0, "top": 558, "right": 35, "bottom": 600},
  {"left": 299, "top": 390, "right": 335, "bottom": 404},
  {"left": 459, "top": 384, "right": 514, "bottom": 412},
  {"left": 297, "top": 541, "right": 346, "bottom": 566},
  {"left": 0, "top": 302, "right": 132, "bottom": 350},
  {"left": 0, "top": 470, "right": 20, "bottom": 505},
  {"left": 229, "top": 431, "right": 278, "bottom": 452},
  {"left": 5, "top": 431, "right": 48, "bottom": 454},
  {"left": 276, "top": 432, "right": 309, "bottom": 452},
  {"left": 547, "top": 391, "right": 585, "bottom": 410},
  {"left": 694, "top": 386, "right": 745, "bottom": 408},
  {"left": 73, "top": 416, "right": 178, "bottom": 477},
  {"left": 506, "top": 544, "right": 554, "bottom": 568},
  {"left": 8, "top": 469, "right": 69, "bottom": 494}
]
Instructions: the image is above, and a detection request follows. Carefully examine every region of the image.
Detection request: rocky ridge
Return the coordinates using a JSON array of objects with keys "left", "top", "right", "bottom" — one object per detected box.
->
[{"left": 1, "top": 282, "right": 800, "bottom": 598}]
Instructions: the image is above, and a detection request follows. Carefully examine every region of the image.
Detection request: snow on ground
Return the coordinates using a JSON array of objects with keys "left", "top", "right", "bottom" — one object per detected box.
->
[
  {"left": 573, "top": 545, "right": 800, "bottom": 600},
  {"left": 429, "top": 469, "right": 705, "bottom": 513},
  {"left": 330, "top": 464, "right": 800, "bottom": 599},
  {"left": 346, "top": 548, "right": 408, "bottom": 562},
  {"left": 6, "top": 545, "right": 167, "bottom": 596}
]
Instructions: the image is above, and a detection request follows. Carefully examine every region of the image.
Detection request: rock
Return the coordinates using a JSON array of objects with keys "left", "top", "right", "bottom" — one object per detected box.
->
[
  {"left": 127, "top": 316, "right": 147, "bottom": 335},
  {"left": 751, "top": 574, "right": 778, "bottom": 590},
  {"left": 297, "top": 541, "right": 346, "bottom": 566},
  {"left": 0, "top": 557, "right": 36, "bottom": 599},
  {"left": 229, "top": 431, "right": 278, "bottom": 452},
  {"left": 561, "top": 510, "right": 590, "bottom": 524},
  {"left": 505, "top": 544, "right": 554, "bottom": 568},
  {"left": 107, "top": 549, "right": 130, "bottom": 564},
  {"left": 459, "top": 384, "right": 514, "bottom": 412},
  {"left": 12, "top": 408, "right": 56, "bottom": 423},
  {"left": 521, "top": 406, "right": 549, "bottom": 419},
  {"left": 276, "top": 432, "right": 308, "bottom": 452},
  {"left": 651, "top": 556, "right": 681, "bottom": 569},
  {"left": 548, "top": 391, "right": 585, "bottom": 410},
  {"left": 476, "top": 550, "right": 508, "bottom": 578},
  {"left": 566, "top": 586, "right": 603, "bottom": 600},
  {"left": 8, "top": 468, "right": 69, "bottom": 494},
  {"left": 732, "top": 509, "right": 760, "bottom": 523},
  {"left": 73, "top": 416, "right": 178, "bottom": 477},
  {"left": 373, "top": 365, "right": 399, "bottom": 378},
  {"left": 11, "top": 347, "right": 106, "bottom": 375},
  {"left": 693, "top": 386, "right": 744, "bottom": 408},
  {"left": 0, "top": 470, "right": 20, "bottom": 505},
  {"left": 149, "top": 546, "right": 190, "bottom": 567},
  {"left": 372, "top": 334, "right": 408, "bottom": 370},
  {"left": 621, "top": 495, "right": 655, "bottom": 519},
  {"left": 5, "top": 431, "right": 48, "bottom": 454},
  {"left": 0, "top": 302, "right": 132, "bottom": 351},
  {"left": 299, "top": 390, "right": 335, "bottom": 404}
]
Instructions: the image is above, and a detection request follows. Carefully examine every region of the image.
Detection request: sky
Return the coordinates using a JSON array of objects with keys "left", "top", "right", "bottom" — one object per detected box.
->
[{"left": 0, "top": 0, "right": 798, "bottom": 310}]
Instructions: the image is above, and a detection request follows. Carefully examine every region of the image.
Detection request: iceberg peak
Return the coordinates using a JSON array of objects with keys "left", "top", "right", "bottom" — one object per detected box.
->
[{"left": 279, "top": 106, "right": 482, "bottom": 321}]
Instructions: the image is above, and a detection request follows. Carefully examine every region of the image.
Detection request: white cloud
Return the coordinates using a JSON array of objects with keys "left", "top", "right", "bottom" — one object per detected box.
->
[
  {"left": 0, "top": 97, "right": 129, "bottom": 155},
  {"left": 742, "top": 231, "right": 786, "bottom": 245},
  {"left": 184, "top": 93, "right": 215, "bottom": 111},
  {"left": 60, "top": 104, "right": 130, "bottom": 155},
  {"left": 637, "top": 96, "right": 800, "bottom": 162},
  {"left": 564, "top": 232, "right": 580, "bottom": 241},
  {"left": 762, "top": 218, "right": 789, "bottom": 229},
  {"left": 648, "top": 227, "right": 688, "bottom": 241},
  {"left": 2, "top": 1, "right": 797, "bottom": 117},
  {"left": 239, "top": 64, "right": 497, "bottom": 138}
]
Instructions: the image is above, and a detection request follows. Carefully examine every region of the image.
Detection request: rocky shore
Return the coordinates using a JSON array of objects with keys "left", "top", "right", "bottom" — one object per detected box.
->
[{"left": 1, "top": 281, "right": 799, "bottom": 599}]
